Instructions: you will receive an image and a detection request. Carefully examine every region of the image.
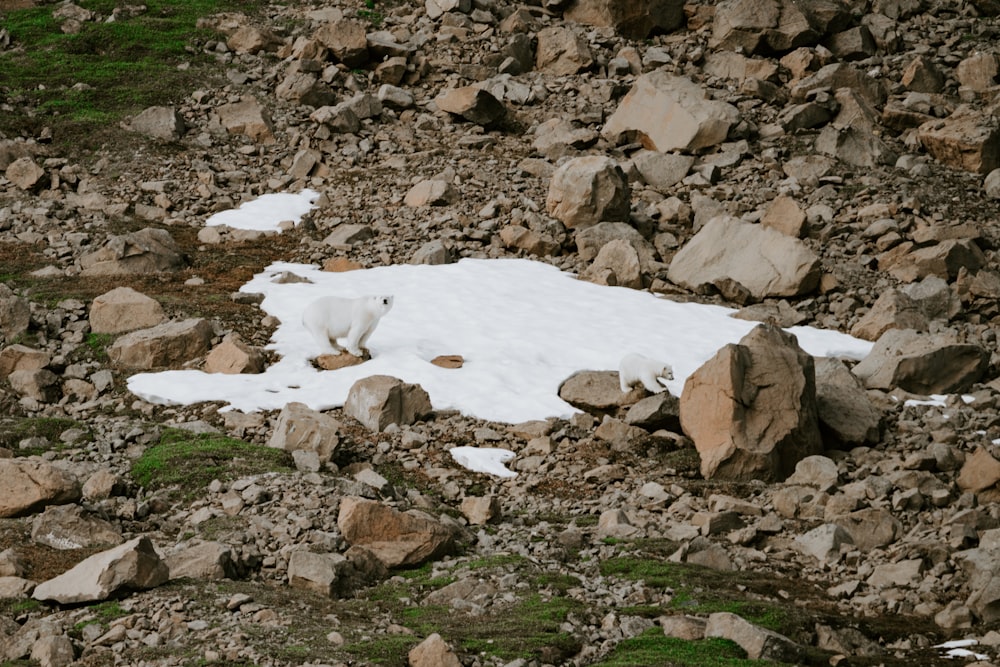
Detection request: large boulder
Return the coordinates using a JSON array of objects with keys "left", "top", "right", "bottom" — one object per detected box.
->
[
  {"left": 603, "top": 72, "right": 740, "bottom": 152},
  {"left": 564, "top": 0, "right": 684, "bottom": 39},
  {"left": 267, "top": 401, "right": 341, "bottom": 463},
  {"left": 79, "top": 228, "right": 185, "bottom": 276},
  {"left": 337, "top": 497, "right": 454, "bottom": 568},
  {"left": 559, "top": 370, "right": 644, "bottom": 414},
  {"left": 31, "top": 505, "right": 123, "bottom": 550},
  {"left": 127, "top": 106, "right": 186, "bottom": 141},
  {"left": 89, "top": 287, "right": 166, "bottom": 334},
  {"left": 851, "top": 329, "right": 989, "bottom": 394},
  {"left": 546, "top": 156, "right": 630, "bottom": 230},
  {"left": 32, "top": 536, "right": 168, "bottom": 604},
  {"left": 314, "top": 19, "right": 369, "bottom": 68},
  {"left": 0, "top": 460, "right": 81, "bottom": 518},
  {"left": 668, "top": 216, "right": 821, "bottom": 299},
  {"left": 108, "top": 318, "right": 215, "bottom": 370},
  {"left": 710, "top": 0, "right": 851, "bottom": 54},
  {"left": 918, "top": 107, "right": 1000, "bottom": 174},
  {"left": 814, "top": 358, "right": 882, "bottom": 447},
  {"left": 680, "top": 324, "right": 822, "bottom": 481},
  {"left": 215, "top": 96, "right": 275, "bottom": 144},
  {"left": 435, "top": 86, "right": 506, "bottom": 127},
  {"left": 343, "top": 376, "right": 432, "bottom": 432},
  {"left": 0, "top": 285, "right": 31, "bottom": 342},
  {"left": 203, "top": 333, "right": 266, "bottom": 374},
  {"left": 535, "top": 25, "right": 593, "bottom": 75}
]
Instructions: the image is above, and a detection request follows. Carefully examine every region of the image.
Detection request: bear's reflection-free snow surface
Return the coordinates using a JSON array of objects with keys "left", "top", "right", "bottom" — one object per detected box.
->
[{"left": 126, "top": 258, "right": 874, "bottom": 424}]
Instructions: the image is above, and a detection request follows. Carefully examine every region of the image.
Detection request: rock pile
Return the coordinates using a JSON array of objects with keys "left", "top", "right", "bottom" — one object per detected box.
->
[{"left": 4, "top": 0, "right": 1000, "bottom": 664}]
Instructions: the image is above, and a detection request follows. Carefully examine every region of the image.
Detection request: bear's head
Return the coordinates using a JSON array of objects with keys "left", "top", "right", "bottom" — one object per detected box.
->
[{"left": 373, "top": 295, "right": 394, "bottom": 314}]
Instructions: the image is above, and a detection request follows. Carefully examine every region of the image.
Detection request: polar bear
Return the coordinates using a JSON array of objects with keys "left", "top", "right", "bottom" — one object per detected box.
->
[
  {"left": 302, "top": 295, "right": 393, "bottom": 358},
  {"left": 618, "top": 352, "right": 673, "bottom": 394}
]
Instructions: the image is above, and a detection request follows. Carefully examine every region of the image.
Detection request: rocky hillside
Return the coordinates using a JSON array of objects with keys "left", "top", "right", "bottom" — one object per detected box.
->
[{"left": 4, "top": 0, "right": 1000, "bottom": 665}]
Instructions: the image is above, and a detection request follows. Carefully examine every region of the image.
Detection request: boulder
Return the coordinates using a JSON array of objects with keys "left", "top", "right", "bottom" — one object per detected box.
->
[
  {"left": 668, "top": 216, "right": 821, "bottom": 299},
  {"left": 680, "top": 323, "right": 822, "bottom": 481},
  {"left": 267, "top": 401, "right": 341, "bottom": 463},
  {"left": 89, "top": 286, "right": 165, "bottom": 334},
  {"left": 166, "top": 541, "right": 238, "bottom": 580},
  {"left": 31, "top": 505, "right": 123, "bottom": 550},
  {"left": 32, "top": 536, "right": 168, "bottom": 604},
  {"left": 710, "top": 0, "right": 850, "bottom": 55},
  {"left": 603, "top": 72, "right": 740, "bottom": 152},
  {"left": 288, "top": 550, "right": 352, "bottom": 597},
  {"left": 623, "top": 392, "right": 681, "bottom": 432},
  {"left": 313, "top": 19, "right": 368, "bottom": 68},
  {"left": 957, "top": 448, "right": 1000, "bottom": 502},
  {"left": 435, "top": 86, "right": 506, "bottom": 127},
  {"left": 459, "top": 496, "right": 501, "bottom": 525},
  {"left": 851, "top": 329, "right": 988, "bottom": 394},
  {"left": 7, "top": 369, "right": 60, "bottom": 403},
  {"left": 575, "top": 222, "right": 657, "bottom": 269},
  {"left": 850, "top": 289, "right": 928, "bottom": 341},
  {"left": 546, "top": 156, "right": 630, "bottom": 230},
  {"left": 215, "top": 96, "right": 276, "bottom": 144},
  {"left": 760, "top": 194, "right": 806, "bottom": 238},
  {"left": 630, "top": 151, "right": 695, "bottom": 191},
  {"left": 532, "top": 118, "right": 599, "bottom": 158},
  {"left": 404, "top": 179, "right": 458, "bottom": 207},
  {"left": 815, "top": 125, "right": 897, "bottom": 168},
  {"left": 580, "top": 239, "right": 643, "bottom": 289},
  {"left": 918, "top": 107, "right": 1000, "bottom": 174},
  {"left": 558, "top": 370, "right": 643, "bottom": 413},
  {"left": 0, "top": 344, "right": 49, "bottom": 377},
  {"left": 108, "top": 318, "right": 214, "bottom": 369},
  {"left": 343, "top": 376, "right": 432, "bottom": 432},
  {"left": 705, "top": 612, "right": 802, "bottom": 661},
  {"left": 275, "top": 65, "right": 337, "bottom": 108},
  {"left": 535, "top": 26, "right": 593, "bottom": 75},
  {"left": 309, "top": 103, "right": 361, "bottom": 133},
  {"left": 0, "top": 459, "right": 81, "bottom": 518},
  {"left": 879, "top": 239, "right": 986, "bottom": 283},
  {"left": 409, "top": 633, "right": 462, "bottom": 667},
  {"left": 5, "top": 157, "right": 45, "bottom": 191},
  {"left": 127, "top": 106, "right": 186, "bottom": 141},
  {"left": 957, "top": 52, "right": 999, "bottom": 92},
  {"left": 79, "top": 228, "right": 185, "bottom": 276},
  {"left": 790, "top": 63, "right": 888, "bottom": 108},
  {"left": 337, "top": 497, "right": 454, "bottom": 567},
  {"left": 426, "top": 0, "right": 470, "bottom": 19},
  {"left": 814, "top": 358, "right": 882, "bottom": 447},
  {"left": 832, "top": 508, "right": 902, "bottom": 550},
  {"left": 204, "top": 333, "right": 266, "bottom": 374},
  {"left": 0, "top": 286, "right": 31, "bottom": 342},
  {"left": 563, "top": 0, "right": 684, "bottom": 39}
]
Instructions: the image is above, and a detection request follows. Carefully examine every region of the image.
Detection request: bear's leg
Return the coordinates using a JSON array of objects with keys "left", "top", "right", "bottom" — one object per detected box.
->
[
  {"left": 343, "top": 322, "right": 366, "bottom": 357},
  {"left": 640, "top": 373, "right": 666, "bottom": 393}
]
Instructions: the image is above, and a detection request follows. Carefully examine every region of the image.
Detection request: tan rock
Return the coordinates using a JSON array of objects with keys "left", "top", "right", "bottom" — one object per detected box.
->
[
  {"left": 89, "top": 286, "right": 165, "bottom": 334},
  {"left": 431, "top": 355, "right": 464, "bottom": 369},
  {"left": 958, "top": 448, "right": 1000, "bottom": 495},
  {"left": 267, "top": 401, "right": 341, "bottom": 463},
  {"left": 563, "top": 0, "right": 684, "bottom": 39},
  {"left": 408, "top": 633, "right": 462, "bottom": 667},
  {"left": 918, "top": 108, "right": 1000, "bottom": 174},
  {"left": 761, "top": 195, "right": 806, "bottom": 238},
  {"left": 535, "top": 25, "right": 593, "bottom": 75},
  {"left": 404, "top": 179, "right": 458, "bottom": 207},
  {"left": 851, "top": 329, "right": 988, "bottom": 394},
  {"left": 79, "top": 228, "right": 185, "bottom": 276},
  {"left": 435, "top": 86, "right": 506, "bottom": 127},
  {"left": 957, "top": 52, "right": 999, "bottom": 92},
  {"left": 499, "top": 225, "right": 560, "bottom": 257},
  {"left": 460, "top": 496, "right": 500, "bottom": 525},
  {"left": 902, "top": 55, "right": 945, "bottom": 94},
  {"left": 580, "top": 239, "right": 643, "bottom": 289},
  {"left": 0, "top": 459, "right": 81, "bottom": 518},
  {"left": 216, "top": 96, "right": 275, "bottom": 144},
  {"left": 546, "top": 155, "right": 630, "bottom": 230},
  {"left": 204, "top": 333, "right": 265, "bottom": 374},
  {"left": 603, "top": 71, "right": 740, "bottom": 152},
  {"left": 32, "top": 536, "right": 168, "bottom": 604},
  {"left": 337, "top": 497, "right": 454, "bottom": 567},
  {"left": 0, "top": 344, "right": 49, "bottom": 377},
  {"left": 5, "top": 156, "right": 45, "bottom": 191},
  {"left": 108, "top": 318, "right": 214, "bottom": 369},
  {"left": 680, "top": 323, "right": 822, "bottom": 481},
  {"left": 316, "top": 352, "right": 365, "bottom": 370},
  {"left": 322, "top": 257, "right": 365, "bottom": 272},
  {"left": 313, "top": 19, "right": 368, "bottom": 68}
]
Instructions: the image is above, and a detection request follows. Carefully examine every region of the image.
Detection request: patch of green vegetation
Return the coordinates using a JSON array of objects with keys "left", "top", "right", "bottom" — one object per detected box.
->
[
  {"left": 129, "top": 428, "right": 294, "bottom": 498},
  {"left": 343, "top": 633, "right": 420, "bottom": 664},
  {"left": 532, "top": 572, "right": 582, "bottom": 594},
  {"left": 84, "top": 332, "right": 114, "bottom": 361},
  {"left": 6, "top": 598, "right": 42, "bottom": 615},
  {"left": 358, "top": 0, "right": 384, "bottom": 27},
  {"left": 0, "top": 417, "right": 90, "bottom": 452},
  {"left": 73, "top": 600, "right": 131, "bottom": 632},
  {"left": 589, "top": 628, "right": 786, "bottom": 667},
  {"left": 0, "top": 0, "right": 266, "bottom": 153},
  {"left": 599, "top": 557, "right": 787, "bottom": 632},
  {"left": 465, "top": 553, "right": 526, "bottom": 570}
]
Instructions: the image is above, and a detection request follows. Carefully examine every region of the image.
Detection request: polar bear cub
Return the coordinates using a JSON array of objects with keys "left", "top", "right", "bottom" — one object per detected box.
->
[
  {"left": 619, "top": 352, "right": 674, "bottom": 393},
  {"left": 302, "top": 295, "right": 393, "bottom": 358}
]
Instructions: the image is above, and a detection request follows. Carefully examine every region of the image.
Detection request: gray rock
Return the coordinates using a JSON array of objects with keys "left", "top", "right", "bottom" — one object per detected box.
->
[
  {"left": 127, "top": 106, "right": 186, "bottom": 141},
  {"left": 546, "top": 156, "right": 630, "bottom": 230},
  {"left": 852, "top": 329, "right": 988, "bottom": 394},
  {"left": 108, "top": 318, "right": 214, "bottom": 370},
  {"left": 815, "top": 357, "right": 882, "bottom": 447},
  {"left": 33, "top": 536, "right": 168, "bottom": 604},
  {"left": 267, "top": 401, "right": 341, "bottom": 463},
  {"left": 79, "top": 228, "right": 185, "bottom": 276},
  {"left": 705, "top": 611, "right": 801, "bottom": 661}
]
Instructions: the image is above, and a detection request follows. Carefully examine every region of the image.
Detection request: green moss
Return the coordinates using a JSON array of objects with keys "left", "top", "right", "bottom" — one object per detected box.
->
[
  {"left": 0, "top": 417, "right": 91, "bottom": 452},
  {"left": 129, "top": 429, "right": 294, "bottom": 498},
  {"left": 590, "top": 628, "right": 787, "bottom": 667},
  {"left": 0, "top": 0, "right": 267, "bottom": 153}
]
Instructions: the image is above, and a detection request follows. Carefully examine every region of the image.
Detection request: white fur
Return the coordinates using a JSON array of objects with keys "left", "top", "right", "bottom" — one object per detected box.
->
[
  {"left": 619, "top": 352, "right": 673, "bottom": 393},
  {"left": 302, "top": 295, "right": 393, "bottom": 357}
]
